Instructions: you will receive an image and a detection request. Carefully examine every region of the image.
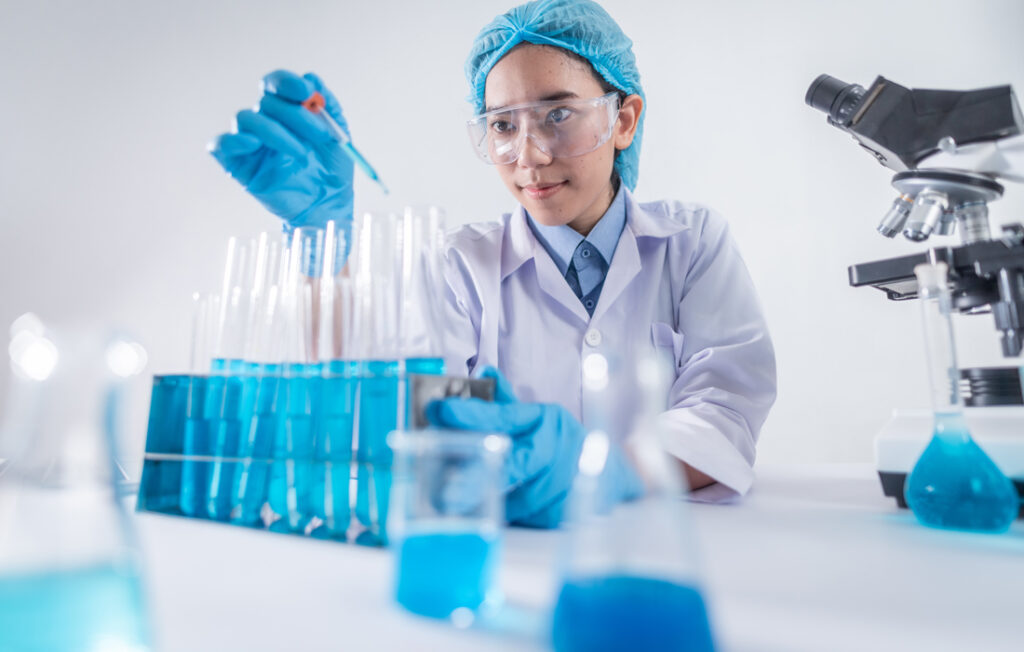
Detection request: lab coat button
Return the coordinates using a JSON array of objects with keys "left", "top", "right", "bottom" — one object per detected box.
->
[{"left": 585, "top": 329, "right": 602, "bottom": 346}]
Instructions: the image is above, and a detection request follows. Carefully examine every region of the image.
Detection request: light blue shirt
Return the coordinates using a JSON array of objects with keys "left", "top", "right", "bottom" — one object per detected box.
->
[{"left": 526, "top": 185, "right": 627, "bottom": 304}]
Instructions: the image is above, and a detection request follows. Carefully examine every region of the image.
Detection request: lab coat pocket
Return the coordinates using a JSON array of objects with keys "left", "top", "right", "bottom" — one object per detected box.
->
[{"left": 650, "top": 321, "right": 684, "bottom": 370}]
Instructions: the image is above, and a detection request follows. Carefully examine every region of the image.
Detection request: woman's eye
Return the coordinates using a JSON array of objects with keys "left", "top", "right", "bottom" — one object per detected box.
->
[
  {"left": 547, "top": 107, "right": 574, "bottom": 124},
  {"left": 489, "top": 119, "right": 514, "bottom": 134}
]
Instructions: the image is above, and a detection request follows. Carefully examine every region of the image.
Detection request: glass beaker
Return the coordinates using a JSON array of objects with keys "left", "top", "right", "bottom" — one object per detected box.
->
[
  {"left": 0, "top": 316, "right": 152, "bottom": 651},
  {"left": 388, "top": 429, "right": 509, "bottom": 624},
  {"left": 552, "top": 352, "right": 716, "bottom": 652},
  {"left": 904, "top": 262, "right": 1019, "bottom": 532}
]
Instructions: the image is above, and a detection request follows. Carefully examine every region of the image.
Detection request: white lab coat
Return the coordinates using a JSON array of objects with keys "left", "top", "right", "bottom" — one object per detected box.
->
[{"left": 441, "top": 188, "right": 777, "bottom": 499}]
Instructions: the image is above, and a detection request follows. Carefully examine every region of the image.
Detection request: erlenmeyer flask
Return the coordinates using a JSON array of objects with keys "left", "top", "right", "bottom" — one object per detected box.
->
[
  {"left": 0, "top": 315, "right": 152, "bottom": 651},
  {"left": 904, "top": 262, "right": 1019, "bottom": 532},
  {"left": 552, "top": 353, "right": 716, "bottom": 652}
]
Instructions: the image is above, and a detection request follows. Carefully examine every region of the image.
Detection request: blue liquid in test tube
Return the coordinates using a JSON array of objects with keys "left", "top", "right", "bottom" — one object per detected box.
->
[
  {"left": 231, "top": 363, "right": 282, "bottom": 526},
  {"left": 138, "top": 374, "right": 189, "bottom": 513},
  {"left": 355, "top": 359, "right": 399, "bottom": 543},
  {"left": 268, "top": 363, "right": 321, "bottom": 531},
  {"left": 179, "top": 376, "right": 210, "bottom": 517},
  {"left": 205, "top": 359, "right": 246, "bottom": 521},
  {"left": 311, "top": 359, "right": 358, "bottom": 539},
  {"left": 355, "top": 357, "right": 445, "bottom": 544},
  {"left": 552, "top": 575, "right": 716, "bottom": 652},
  {"left": 406, "top": 357, "right": 446, "bottom": 376}
]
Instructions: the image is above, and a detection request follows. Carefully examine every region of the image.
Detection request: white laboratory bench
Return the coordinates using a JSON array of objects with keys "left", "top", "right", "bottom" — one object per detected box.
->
[{"left": 135, "top": 464, "right": 1023, "bottom": 652}]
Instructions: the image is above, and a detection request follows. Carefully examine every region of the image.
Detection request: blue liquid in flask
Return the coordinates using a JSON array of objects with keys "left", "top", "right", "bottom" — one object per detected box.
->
[
  {"left": 0, "top": 563, "right": 150, "bottom": 651},
  {"left": 395, "top": 530, "right": 500, "bottom": 619},
  {"left": 552, "top": 575, "right": 715, "bottom": 652},
  {"left": 905, "top": 412, "right": 1019, "bottom": 532}
]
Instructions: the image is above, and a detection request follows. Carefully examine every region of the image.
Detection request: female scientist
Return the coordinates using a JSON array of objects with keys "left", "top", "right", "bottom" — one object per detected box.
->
[{"left": 209, "top": 0, "right": 777, "bottom": 527}]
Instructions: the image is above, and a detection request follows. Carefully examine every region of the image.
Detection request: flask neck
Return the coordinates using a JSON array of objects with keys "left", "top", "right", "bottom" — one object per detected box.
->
[
  {"left": 916, "top": 270, "right": 964, "bottom": 414},
  {"left": 932, "top": 411, "right": 971, "bottom": 442}
]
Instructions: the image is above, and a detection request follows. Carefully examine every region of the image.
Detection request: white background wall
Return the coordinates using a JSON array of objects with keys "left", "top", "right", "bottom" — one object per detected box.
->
[{"left": 2, "top": 0, "right": 1023, "bottom": 465}]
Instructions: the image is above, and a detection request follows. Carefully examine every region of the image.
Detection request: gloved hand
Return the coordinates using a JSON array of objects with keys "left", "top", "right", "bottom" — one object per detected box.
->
[
  {"left": 426, "top": 367, "right": 644, "bottom": 528},
  {"left": 209, "top": 70, "right": 354, "bottom": 233}
]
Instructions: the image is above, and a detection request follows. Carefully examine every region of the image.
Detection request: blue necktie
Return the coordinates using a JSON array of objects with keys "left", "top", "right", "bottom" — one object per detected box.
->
[{"left": 565, "top": 240, "right": 608, "bottom": 316}]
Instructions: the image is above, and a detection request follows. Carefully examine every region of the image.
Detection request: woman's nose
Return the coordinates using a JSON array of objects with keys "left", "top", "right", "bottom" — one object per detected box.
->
[{"left": 516, "top": 133, "right": 553, "bottom": 168}]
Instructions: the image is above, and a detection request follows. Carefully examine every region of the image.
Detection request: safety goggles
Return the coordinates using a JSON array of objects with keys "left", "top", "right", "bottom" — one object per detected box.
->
[{"left": 467, "top": 92, "right": 621, "bottom": 165}]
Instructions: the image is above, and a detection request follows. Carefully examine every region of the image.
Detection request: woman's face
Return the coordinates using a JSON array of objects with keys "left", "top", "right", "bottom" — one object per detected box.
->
[{"left": 483, "top": 44, "right": 635, "bottom": 234}]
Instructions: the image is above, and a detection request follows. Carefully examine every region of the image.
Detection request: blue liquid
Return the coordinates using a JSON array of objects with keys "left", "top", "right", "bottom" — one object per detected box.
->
[
  {"left": 0, "top": 563, "right": 150, "bottom": 651},
  {"left": 269, "top": 364, "right": 321, "bottom": 531},
  {"left": 232, "top": 363, "right": 281, "bottom": 525},
  {"left": 138, "top": 375, "right": 188, "bottom": 513},
  {"left": 905, "top": 413, "right": 1019, "bottom": 532},
  {"left": 179, "top": 376, "right": 210, "bottom": 517},
  {"left": 206, "top": 363, "right": 246, "bottom": 521},
  {"left": 312, "top": 360, "right": 357, "bottom": 538},
  {"left": 395, "top": 530, "right": 500, "bottom": 619},
  {"left": 355, "top": 360, "right": 400, "bottom": 539},
  {"left": 407, "top": 357, "right": 446, "bottom": 375},
  {"left": 355, "top": 357, "right": 445, "bottom": 542},
  {"left": 552, "top": 575, "right": 715, "bottom": 652}
]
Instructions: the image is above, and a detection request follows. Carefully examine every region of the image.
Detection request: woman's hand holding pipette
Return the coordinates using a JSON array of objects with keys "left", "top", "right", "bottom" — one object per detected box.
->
[{"left": 209, "top": 70, "right": 354, "bottom": 234}]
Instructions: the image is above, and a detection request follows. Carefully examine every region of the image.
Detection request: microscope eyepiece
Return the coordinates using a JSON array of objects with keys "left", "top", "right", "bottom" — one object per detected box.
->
[{"left": 805, "top": 74, "right": 866, "bottom": 126}]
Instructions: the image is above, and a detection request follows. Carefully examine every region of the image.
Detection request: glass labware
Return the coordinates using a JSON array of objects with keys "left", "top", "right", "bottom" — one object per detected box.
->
[
  {"left": 267, "top": 227, "right": 325, "bottom": 533},
  {"left": 0, "top": 315, "right": 152, "bottom": 651},
  {"left": 904, "top": 262, "right": 1019, "bottom": 532},
  {"left": 351, "top": 209, "right": 447, "bottom": 544},
  {"left": 387, "top": 429, "right": 509, "bottom": 624},
  {"left": 552, "top": 353, "right": 716, "bottom": 652}
]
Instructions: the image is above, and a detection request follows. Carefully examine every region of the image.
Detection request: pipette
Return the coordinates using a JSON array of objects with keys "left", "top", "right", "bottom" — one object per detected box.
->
[{"left": 302, "top": 91, "right": 389, "bottom": 195}]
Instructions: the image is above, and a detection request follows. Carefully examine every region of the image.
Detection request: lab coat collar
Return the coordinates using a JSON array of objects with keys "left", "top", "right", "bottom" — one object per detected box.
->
[
  {"left": 591, "top": 189, "right": 689, "bottom": 322},
  {"left": 502, "top": 204, "right": 535, "bottom": 281},
  {"left": 499, "top": 188, "right": 690, "bottom": 323},
  {"left": 503, "top": 206, "right": 591, "bottom": 323},
  {"left": 623, "top": 188, "right": 690, "bottom": 239},
  {"left": 501, "top": 187, "right": 685, "bottom": 280}
]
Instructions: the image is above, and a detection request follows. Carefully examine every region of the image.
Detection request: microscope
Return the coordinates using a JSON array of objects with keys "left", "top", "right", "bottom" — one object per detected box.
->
[{"left": 806, "top": 74, "right": 1024, "bottom": 508}]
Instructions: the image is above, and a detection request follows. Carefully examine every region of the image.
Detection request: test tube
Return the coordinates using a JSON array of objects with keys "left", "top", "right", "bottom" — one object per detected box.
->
[
  {"left": 206, "top": 236, "right": 259, "bottom": 520},
  {"left": 310, "top": 221, "right": 355, "bottom": 539},
  {"left": 268, "top": 228, "right": 324, "bottom": 532},
  {"left": 231, "top": 232, "right": 289, "bottom": 525},
  {"left": 399, "top": 206, "right": 447, "bottom": 373},
  {"left": 180, "top": 295, "right": 218, "bottom": 517},
  {"left": 352, "top": 212, "right": 402, "bottom": 543}
]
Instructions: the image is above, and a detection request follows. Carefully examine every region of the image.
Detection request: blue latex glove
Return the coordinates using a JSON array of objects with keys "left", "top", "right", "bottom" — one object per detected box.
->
[
  {"left": 426, "top": 367, "right": 644, "bottom": 528},
  {"left": 209, "top": 70, "right": 354, "bottom": 233}
]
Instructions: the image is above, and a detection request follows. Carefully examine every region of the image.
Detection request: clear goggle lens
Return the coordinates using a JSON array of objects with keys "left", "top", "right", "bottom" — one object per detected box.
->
[{"left": 467, "top": 92, "right": 621, "bottom": 165}]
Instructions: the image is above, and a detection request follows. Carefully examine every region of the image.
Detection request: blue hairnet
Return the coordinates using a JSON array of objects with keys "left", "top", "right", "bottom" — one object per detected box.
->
[{"left": 466, "top": 0, "right": 645, "bottom": 191}]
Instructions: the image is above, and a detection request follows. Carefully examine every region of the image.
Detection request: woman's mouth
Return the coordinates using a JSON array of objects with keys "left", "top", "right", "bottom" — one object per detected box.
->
[{"left": 521, "top": 181, "right": 567, "bottom": 200}]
